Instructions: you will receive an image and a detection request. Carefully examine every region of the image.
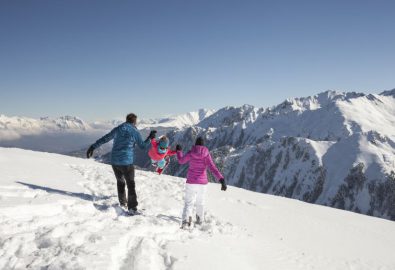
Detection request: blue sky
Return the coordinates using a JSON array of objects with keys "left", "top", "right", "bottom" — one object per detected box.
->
[{"left": 0, "top": 0, "right": 394, "bottom": 121}]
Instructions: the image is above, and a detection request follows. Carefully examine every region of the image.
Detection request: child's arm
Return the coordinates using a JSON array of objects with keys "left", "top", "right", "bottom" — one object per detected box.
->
[
  {"left": 150, "top": 138, "right": 158, "bottom": 148},
  {"left": 166, "top": 149, "right": 178, "bottom": 156},
  {"left": 205, "top": 152, "right": 224, "bottom": 181},
  {"left": 176, "top": 151, "right": 191, "bottom": 164}
]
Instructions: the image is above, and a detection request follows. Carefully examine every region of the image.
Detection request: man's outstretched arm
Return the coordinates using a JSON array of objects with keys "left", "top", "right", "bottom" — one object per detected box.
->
[
  {"left": 87, "top": 127, "right": 117, "bottom": 158},
  {"left": 135, "top": 130, "right": 156, "bottom": 150}
]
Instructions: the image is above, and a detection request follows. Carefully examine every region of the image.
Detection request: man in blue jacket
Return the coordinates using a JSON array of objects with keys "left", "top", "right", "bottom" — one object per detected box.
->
[{"left": 87, "top": 113, "right": 156, "bottom": 215}]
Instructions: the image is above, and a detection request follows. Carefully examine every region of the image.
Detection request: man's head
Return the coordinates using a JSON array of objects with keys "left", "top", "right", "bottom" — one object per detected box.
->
[
  {"left": 126, "top": 113, "right": 137, "bottom": 124},
  {"left": 195, "top": 137, "right": 204, "bottom": 146}
]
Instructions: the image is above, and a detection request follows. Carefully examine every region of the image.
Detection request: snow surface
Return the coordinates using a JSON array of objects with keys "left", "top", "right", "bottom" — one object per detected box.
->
[{"left": 1, "top": 147, "right": 394, "bottom": 270}]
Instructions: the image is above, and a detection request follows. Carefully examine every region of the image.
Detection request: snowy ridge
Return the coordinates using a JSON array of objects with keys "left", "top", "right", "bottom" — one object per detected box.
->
[
  {"left": 274, "top": 90, "right": 365, "bottom": 113},
  {"left": 165, "top": 89, "right": 395, "bottom": 221},
  {"left": 380, "top": 88, "right": 395, "bottom": 97},
  {"left": 0, "top": 115, "right": 91, "bottom": 140},
  {"left": 138, "top": 109, "right": 216, "bottom": 129},
  {"left": 0, "top": 148, "right": 394, "bottom": 269}
]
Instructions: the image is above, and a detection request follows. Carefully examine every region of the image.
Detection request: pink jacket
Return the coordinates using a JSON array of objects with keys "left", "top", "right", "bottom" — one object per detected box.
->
[
  {"left": 177, "top": 145, "right": 224, "bottom": 185},
  {"left": 148, "top": 138, "right": 177, "bottom": 161}
]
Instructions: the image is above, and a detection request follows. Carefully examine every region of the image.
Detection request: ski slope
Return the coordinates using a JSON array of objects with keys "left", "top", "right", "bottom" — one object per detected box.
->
[{"left": 0, "top": 148, "right": 394, "bottom": 270}]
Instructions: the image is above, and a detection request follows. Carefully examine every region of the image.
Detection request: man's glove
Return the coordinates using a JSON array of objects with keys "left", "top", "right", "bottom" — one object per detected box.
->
[
  {"left": 148, "top": 130, "right": 157, "bottom": 140},
  {"left": 86, "top": 145, "right": 94, "bottom": 158},
  {"left": 176, "top": 144, "right": 182, "bottom": 151},
  {"left": 219, "top": 178, "right": 227, "bottom": 191}
]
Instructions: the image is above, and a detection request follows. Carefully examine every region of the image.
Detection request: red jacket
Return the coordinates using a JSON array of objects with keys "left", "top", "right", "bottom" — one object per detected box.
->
[{"left": 148, "top": 138, "right": 177, "bottom": 161}]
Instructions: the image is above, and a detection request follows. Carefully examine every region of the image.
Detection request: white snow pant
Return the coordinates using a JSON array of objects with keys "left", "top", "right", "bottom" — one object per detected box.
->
[{"left": 182, "top": 183, "right": 207, "bottom": 221}]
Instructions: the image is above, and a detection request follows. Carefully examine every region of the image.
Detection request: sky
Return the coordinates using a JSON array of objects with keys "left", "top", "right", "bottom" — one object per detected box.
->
[{"left": 0, "top": 0, "right": 394, "bottom": 121}]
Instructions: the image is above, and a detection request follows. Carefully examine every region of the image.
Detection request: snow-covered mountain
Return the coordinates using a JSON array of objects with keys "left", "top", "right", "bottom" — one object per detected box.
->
[
  {"left": 88, "top": 109, "right": 215, "bottom": 131},
  {"left": 0, "top": 109, "right": 214, "bottom": 153},
  {"left": 1, "top": 148, "right": 394, "bottom": 270},
  {"left": 0, "top": 115, "right": 104, "bottom": 153},
  {"left": 138, "top": 109, "right": 216, "bottom": 129},
  {"left": 164, "top": 89, "right": 395, "bottom": 221},
  {"left": 0, "top": 115, "right": 91, "bottom": 140},
  {"left": 2, "top": 90, "right": 395, "bottom": 221}
]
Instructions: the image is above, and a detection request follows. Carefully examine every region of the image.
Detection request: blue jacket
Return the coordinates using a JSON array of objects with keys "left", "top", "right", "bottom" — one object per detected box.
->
[{"left": 92, "top": 122, "right": 150, "bottom": 166}]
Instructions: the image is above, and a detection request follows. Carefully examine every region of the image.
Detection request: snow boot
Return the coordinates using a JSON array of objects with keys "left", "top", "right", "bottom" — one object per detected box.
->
[
  {"left": 120, "top": 202, "right": 128, "bottom": 210},
  {"left": 195, "top": 214, "right": 202, "bottom": 225},
  {"left": 128, "top": 208, "right": 143, "bottom": 216},
  {"left": 156, "top": 158, "right": 170, "bottom": 175},
  {"left": 156, "top": 167, "right": 164, "bottom": 175},
  {"left": 181, "top": 216, "right": 192, "bottom": 229}
]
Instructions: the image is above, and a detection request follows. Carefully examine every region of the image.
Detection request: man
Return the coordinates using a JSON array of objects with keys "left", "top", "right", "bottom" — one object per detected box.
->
[{"left": 87, "top": 113, "right": 156, "bottom": 215}]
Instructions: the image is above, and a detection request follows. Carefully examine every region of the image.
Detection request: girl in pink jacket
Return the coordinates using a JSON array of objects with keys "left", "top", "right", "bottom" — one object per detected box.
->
[
  {"left": 176, "top": 137, "right": 227, "bottom": 228},
  {"left": 148, "top": 136, "right": 177, "bottom": 174}
]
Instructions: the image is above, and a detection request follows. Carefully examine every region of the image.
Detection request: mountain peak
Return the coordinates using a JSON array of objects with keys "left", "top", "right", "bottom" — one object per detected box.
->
[
  {"left": 271, "top": 90, "right": 366, "bottom": 114},
  {"left": 380, "top": 88, "right": 395, "bottom": 97}
]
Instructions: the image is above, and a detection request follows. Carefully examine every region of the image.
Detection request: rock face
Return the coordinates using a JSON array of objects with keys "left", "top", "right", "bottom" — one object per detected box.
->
[{"left": 162, "top": 90, "right": 395, "bottom": 221}]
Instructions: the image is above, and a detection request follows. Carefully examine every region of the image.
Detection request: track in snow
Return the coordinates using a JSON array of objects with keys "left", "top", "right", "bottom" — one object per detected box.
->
[{"left": 0, "top": 162, "right": 235, "bottom": 270}]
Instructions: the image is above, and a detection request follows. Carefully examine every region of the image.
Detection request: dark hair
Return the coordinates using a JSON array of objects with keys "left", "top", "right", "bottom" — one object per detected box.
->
[
  {"left": 195, "top": 137, "right": 204, "bottom": 146},
  {"left": 126, "top": 113, "right": 137, "bottom": 124}
]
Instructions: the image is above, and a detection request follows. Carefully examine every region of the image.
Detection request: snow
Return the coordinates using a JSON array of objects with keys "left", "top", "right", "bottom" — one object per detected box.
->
[
  {"left": 1, "top": 147, "right": 395, "bottom": 270},
  {"left": 337, "top": 94, "right": 395, "bottom": 139},
  {"left": 307, "top": 139, "right": 335, "bottom": 163},
  {"left": 138, "top": 109, "right": 216, "bottom": 130}
]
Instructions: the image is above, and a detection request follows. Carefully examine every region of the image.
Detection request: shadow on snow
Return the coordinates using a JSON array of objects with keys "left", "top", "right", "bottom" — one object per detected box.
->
[
  {"left": 16, "top": 181, "right": 112, "bottom": 202},
  {"left": 15, "top": 181, "right": 181, "bottom": 223}
]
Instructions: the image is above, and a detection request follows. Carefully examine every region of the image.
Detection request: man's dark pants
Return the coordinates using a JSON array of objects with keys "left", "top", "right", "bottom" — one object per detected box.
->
[{"left": 111, "top": 165, "right": 138, "bottom": 210}]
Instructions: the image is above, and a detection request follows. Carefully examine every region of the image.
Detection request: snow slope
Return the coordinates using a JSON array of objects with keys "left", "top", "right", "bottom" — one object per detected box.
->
[{"left": 1, "top": 147, "right": 395, "bottom": 270}]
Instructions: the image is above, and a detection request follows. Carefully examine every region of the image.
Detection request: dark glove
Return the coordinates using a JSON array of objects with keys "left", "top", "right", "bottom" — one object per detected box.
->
[
  {"left": 176, "top": 144, "right": 182, "bottom": 151},
  {"left": 219, "top": 178, "right": 227, "bottom": 191},
  {"left": 86, "top": 145, "right": 94, "bottom": 158},
  {"left": 147, "top": 130, "right": 157, "bottom": 140}
]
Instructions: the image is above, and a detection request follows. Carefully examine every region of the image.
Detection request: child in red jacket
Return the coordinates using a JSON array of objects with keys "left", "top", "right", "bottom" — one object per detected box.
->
[{"left": 148, "top": 136, "right": 177, "bottom": 174}]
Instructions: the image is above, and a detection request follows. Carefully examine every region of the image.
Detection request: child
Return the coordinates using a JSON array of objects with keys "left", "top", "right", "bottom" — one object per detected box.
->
[
  {"left": 148, "top": 135, "right": 177, "bottom": 174},
  {"left": 176, "top": 137, "right": 227, "bottom": 228}
]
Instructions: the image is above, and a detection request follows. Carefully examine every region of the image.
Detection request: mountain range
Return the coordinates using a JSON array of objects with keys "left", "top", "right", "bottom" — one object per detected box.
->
[
  {"left": 0, "top": 109, "right": 214, "bottom": 153},
  {"left": 1, "top": 89, "right": 394, "bottom": 220},
  {"left": 163, "top": 89, "right": 395, "bottom": 221}
]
